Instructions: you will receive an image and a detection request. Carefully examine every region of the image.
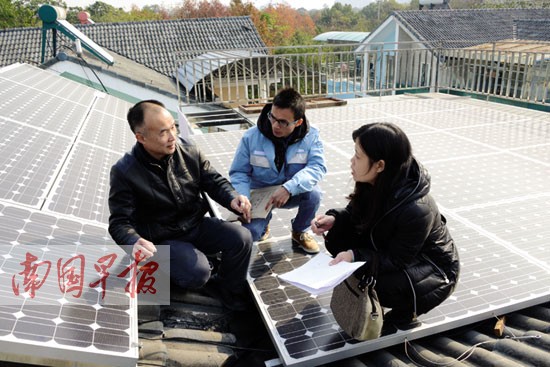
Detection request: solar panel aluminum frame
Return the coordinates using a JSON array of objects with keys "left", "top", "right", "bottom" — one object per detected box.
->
[{"left": 0, "top": 327, "right": 138, "bottom": 367}]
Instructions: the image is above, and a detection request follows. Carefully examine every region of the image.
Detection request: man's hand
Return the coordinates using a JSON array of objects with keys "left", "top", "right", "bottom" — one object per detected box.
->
[
  {"left": 132, "top": 238, "right": 156, "bottom": 260},
  {"left": 267, "top": 186, "right": 290, "bottom": 209},
  {"left": 231, "top": 195, "right": 252, "bottom": 223}
]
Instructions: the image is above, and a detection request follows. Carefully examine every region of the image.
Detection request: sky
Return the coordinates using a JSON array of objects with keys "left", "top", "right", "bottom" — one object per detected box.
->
[{"left": 63, "top": 0, "right": 385, "bottom": 12}]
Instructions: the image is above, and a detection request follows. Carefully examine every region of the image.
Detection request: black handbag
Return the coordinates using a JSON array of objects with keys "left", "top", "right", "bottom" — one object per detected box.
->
[{"left": 330, "top": 255, "right": 383, "bottom": 340}]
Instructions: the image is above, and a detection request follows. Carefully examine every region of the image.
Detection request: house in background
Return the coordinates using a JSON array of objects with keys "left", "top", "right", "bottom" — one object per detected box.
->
[
  {"left": 74, "top": 16, "right": 267, "bottom": 103},
  {"left": 0, "top": 6, "right": 267, "bottom": 131},
  {"left": 356, "top": 8, "right": 550, "bottom": 101},
  {"left": 0, "top": 7, "right": 267, "bottom": 107}
]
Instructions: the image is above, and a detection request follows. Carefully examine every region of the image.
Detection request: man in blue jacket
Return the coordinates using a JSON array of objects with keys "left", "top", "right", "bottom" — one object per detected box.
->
[{"left": 230, "top": 88, "right": 327, "bottom": 253}]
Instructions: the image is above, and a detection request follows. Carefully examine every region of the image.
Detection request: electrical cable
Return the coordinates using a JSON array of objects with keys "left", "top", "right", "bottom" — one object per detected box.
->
[
  {"left": 77, "top": 55, "right": 109, "bottom": 94},
  {"left": 402, "top": 314, "right": 543, "bottom": 367}
]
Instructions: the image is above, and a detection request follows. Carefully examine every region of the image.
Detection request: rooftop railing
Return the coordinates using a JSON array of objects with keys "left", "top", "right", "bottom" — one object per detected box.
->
[{"left": 174, "top": 41, "right": 550, "bottom": 108}]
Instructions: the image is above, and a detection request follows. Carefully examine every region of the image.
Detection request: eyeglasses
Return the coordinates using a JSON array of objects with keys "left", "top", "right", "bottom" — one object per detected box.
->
[{"left": 267, "top": 111, "right": 300, "bottom": 128}]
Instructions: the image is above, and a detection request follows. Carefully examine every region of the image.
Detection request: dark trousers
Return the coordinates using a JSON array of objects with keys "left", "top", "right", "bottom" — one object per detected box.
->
[{"left": 158, "top": 217, "right": 252, "bottom": 291}]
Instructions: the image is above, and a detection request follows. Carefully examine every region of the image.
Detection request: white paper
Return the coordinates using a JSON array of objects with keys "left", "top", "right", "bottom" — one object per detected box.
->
[
  {"left": 226, "top": 185, "right": 280, "bottom": 221},
  {"left": 278, "top": 252, "right": 365, "bottom": 295}
]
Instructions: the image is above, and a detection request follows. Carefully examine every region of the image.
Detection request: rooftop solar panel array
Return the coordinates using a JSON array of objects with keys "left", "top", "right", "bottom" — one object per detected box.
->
[
  {"left": 1, "top": 62, "right": 549, "bottom": 367},
  {"left": 0, "top": 63, "right": 137, "bottom": 366},
  {"left": 191, "top": 95, "right": 550, "bottom": 366}
]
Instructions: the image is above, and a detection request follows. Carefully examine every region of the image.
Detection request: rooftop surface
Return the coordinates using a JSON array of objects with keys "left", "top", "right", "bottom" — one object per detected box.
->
[
  {"left": 194, "top": 93, "right": 550, "bottom": 366},
  {"left": 0, "top": 63, "right": 549, "bottom": 367}
]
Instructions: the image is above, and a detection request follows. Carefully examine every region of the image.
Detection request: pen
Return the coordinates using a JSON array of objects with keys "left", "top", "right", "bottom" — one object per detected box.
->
[{"left": 315, "top": 221, "right": 327, "bottom": 239}]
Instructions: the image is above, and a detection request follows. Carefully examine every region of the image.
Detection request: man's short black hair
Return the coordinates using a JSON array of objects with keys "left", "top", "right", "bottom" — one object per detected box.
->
[
  {"left": 272, "top": 87, "right": 305, "bottom": 121},
  {"left": 127, "top": 100, "right": 165, "bottom": 133}
]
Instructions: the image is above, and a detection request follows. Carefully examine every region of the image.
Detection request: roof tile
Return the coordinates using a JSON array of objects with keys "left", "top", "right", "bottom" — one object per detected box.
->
[
  {"left": 394, "top": 8, "right": 550, "bottom": 47},
  {"left": 0, "top": 17, "right": 266, "bottom": 77}
]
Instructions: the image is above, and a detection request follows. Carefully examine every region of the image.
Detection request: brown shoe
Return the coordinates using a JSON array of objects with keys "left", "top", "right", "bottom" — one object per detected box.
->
[
  {"left": 291, "top": 231, "right": 320, "bottom": 254},
  {"left": 259, "top": 225, "right": 270, "bottom": 241}
]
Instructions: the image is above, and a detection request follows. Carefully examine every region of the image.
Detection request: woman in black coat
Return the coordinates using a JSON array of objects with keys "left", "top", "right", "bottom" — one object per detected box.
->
[{"left": 312, "top": 122, "right": 460, "bottom": 330}]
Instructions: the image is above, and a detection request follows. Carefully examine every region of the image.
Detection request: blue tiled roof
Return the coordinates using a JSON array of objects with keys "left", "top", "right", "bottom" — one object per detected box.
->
[
  {"left": 0, "top": 17, "right": 266, "bottom": 77},
  {"left": 394, "top": 8, "right": 550, "bottom": 47}
]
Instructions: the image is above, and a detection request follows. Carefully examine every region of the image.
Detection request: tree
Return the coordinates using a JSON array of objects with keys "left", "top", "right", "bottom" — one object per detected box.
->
[
  {"left": 259, "top": 3, "right": 316, "bottom": 46},
  {"left": 172, "top": 0, "right": 230, "bottom": 19},
  {"left": 127, "top": 5, "right": 164, "bottom": 21},
  {"left": 229, "top": 0, "right": 256, "bottom": 16},
  {"left": 86, "top": 1, "right": 128, "bottom": 22},
  {"left": 317, "top": 2, "right": 365, "bottom": 32},
  {"left": 0, "top": 0, "right": 19, "bottom": 28},
  {"left": 1, "top": 0, "right": 68, "bottom": 28},
  {"left": 359, "top": 0, "right": 406, "bottom": 31}
]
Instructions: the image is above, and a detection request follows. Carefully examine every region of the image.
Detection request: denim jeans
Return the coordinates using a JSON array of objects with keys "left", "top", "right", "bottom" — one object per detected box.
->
[{"left": 242, "top": 185, "right": 322, "bottom": 241}]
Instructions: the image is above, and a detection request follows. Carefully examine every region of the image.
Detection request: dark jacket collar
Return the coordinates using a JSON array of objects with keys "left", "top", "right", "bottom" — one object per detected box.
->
[
  {"left": 133, "top": 142, "right": 171, "bottom": 170},
  {"left": 257, "top": 103, "right": 309, "bottom": 144}
]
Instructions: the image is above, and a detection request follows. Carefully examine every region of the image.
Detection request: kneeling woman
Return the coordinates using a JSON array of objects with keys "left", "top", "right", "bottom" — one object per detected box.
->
[{"left": 312, "top": 122, "right": 460, "bottom": 330}]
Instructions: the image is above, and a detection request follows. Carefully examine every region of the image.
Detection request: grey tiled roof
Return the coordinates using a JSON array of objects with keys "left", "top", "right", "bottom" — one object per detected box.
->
[
  {"left": 394, "top": 8, "right": 550, "bottom": 47},
  {"left": 76, "top": 17, "right": 266, "bottom": 77},
  {"left": 0, "top": 17, "right": 266, "bottom": 77},
  {"left": 515, "top": 19, "right": 550, "bottom": 41},
  {"left": 0, "top": 27, "right": 60, "bottom": 68}
]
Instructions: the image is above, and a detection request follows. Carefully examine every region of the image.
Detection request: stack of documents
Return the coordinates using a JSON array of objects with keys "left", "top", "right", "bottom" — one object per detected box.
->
[{"left": 278, "top": 252, "right": 365, "bottom": 295}]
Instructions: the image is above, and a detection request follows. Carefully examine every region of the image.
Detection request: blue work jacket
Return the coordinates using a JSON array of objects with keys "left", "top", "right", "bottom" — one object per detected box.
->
[{"left": 229, "top": 122, "right": 326, "bottom": 197}]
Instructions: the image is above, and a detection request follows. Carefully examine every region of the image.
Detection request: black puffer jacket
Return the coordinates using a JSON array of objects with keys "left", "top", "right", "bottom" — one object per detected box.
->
[
  {"left": 108, "top": 138, "right": 238, "bottom": 248},
  {"left": 325, "top": 159, "right": 459, "bottom": 316}
]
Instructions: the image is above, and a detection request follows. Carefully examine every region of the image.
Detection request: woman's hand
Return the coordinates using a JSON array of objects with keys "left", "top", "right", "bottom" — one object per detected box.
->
[
  {"left": 311, "top": 214, "right": 335, "bottom": 235},
  {"left": 329, "top": 250, "right": 354, "bottom": 265}
]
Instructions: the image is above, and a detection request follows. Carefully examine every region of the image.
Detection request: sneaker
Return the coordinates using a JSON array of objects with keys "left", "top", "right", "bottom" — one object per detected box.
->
[
  {"left": 259, "top": 225, "right": 271, "bottom": 241},
  {"left": 291, "top": 231, "right": 320, "bottom": 254}
]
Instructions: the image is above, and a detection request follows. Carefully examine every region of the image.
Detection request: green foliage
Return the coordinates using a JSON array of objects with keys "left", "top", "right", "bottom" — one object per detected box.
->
[
  {"left": 317, "top": 2, "right": 363, "bottom": 32},
  {"left": 86, "top": 1, "right": 124, "bottom": 22},
  {"left": 1, "top": 0, "right": 71, "bottom": 28},
  {"left": 0, "top": 0, "right": 19, "bottom": 28},
  {"left": 358, "top": 0, "right": 407, "bottom": 32},
  {"left": 4, "top": 0, "right": 550, "bottom": 40}
]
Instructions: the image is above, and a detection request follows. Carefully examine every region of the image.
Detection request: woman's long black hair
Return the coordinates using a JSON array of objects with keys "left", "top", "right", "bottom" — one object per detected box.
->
[{"left": 349, "top": 123, "right": 413, "bottom": 231}]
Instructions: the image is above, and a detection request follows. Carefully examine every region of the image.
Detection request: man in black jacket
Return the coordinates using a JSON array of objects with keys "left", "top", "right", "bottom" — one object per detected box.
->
[{"left": 109, "top": 100, "right": 253, "bottom": 310}]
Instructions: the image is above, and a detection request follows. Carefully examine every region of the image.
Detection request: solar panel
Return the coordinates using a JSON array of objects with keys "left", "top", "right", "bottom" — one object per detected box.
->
[
  {"left": 0, "top": 116, "right": 72, "bottom": 207},
  {"left": 0, "top": 64, "right": 139, "bottom": 366},
  {"left": 0, "top": 204, "right": 138, "bottom": 366},
  {"left": 1, "top": 62, "right": 549, "bottom": 366},
  {"left": 56, "top": 19, "right": 114, "bottom": 66},
  {"left": 45, "top": 143, "right": 115, "bottom": 222},
  {"left": 192, "top": 96, "right": 550, "bottom": 366},
  {"left": 1, "top": 63, "right": 98, "bottom": 105}
]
